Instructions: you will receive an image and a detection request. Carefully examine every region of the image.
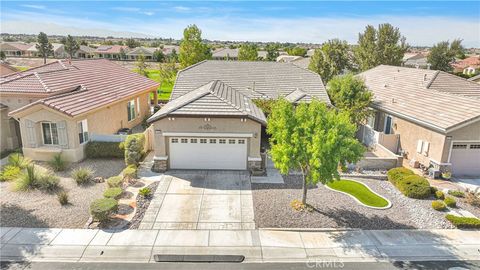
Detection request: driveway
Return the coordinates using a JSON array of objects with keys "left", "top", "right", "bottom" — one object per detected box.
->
[{"left": 139, "top": 170, "right": 255, "bottom": 230}]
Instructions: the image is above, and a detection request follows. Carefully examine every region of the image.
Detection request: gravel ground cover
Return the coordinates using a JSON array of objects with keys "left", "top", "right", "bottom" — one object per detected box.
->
[
  {"left": 252, "top": 175, "right": 457, "bottom": 229},
  {"left": 0, "top": 159, "right": 124, "bottom": 228},
  {"left": 129, "top": 181, "right": 159, "bottom": 229}
]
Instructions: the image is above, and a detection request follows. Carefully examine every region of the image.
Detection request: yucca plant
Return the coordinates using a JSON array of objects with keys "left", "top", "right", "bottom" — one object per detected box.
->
[
  {"left": 14, "top": 164, "right": 37, "bottom": 191},
  {"left": 8, "top": 153, "right": 31, "bottom": 169},
  {"left": 48, "top": 154, "right": 67, "bottom": 172},
  {"left": 71, "top": 167, "right": 93, "bottom": 185}
]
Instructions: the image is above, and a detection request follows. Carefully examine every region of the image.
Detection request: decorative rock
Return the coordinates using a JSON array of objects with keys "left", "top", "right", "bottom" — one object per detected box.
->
[{"left": 93, "top": 177, "right": 105, "bottom": 183}]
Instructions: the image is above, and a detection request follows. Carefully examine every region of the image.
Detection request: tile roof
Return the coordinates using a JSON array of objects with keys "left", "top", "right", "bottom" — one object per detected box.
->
[
  {"left": 291, "top": 57, "right": 311, "bottom": 70},
  {"left": 358, "top": 65, "right": 480, "bottom": 133},
  {"left": 0, "top": 42, "right": 34, "bottom": 51},
  {"left": 452, "top": 56, "right": 480, "bottom": 69},
  {"left": 148, "top": 80, "right": 267, "bottom": 125},
  {"left": 212, "top": 48, "right": 239, "bottom": 58},
  {"left": 127, "top": 47, "right": 158, "bottom": 56},
  {"left": 4, "top": 59, "right": 159, "bottom": 117},
  {"left": 94, "top": 45, "right": 128, "bottom": 54},
  {"left": 171, "top": 60, "right": 330, "bottom": 104},
  {"left": 79, "top": 45, "right": 95, "bottom": 53}
]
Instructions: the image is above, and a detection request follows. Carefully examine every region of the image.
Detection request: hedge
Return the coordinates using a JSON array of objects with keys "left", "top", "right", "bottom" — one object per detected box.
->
[
  {"left": 90, "top": 198, "right": 118, "bottom": 222},
  {"left": 104, "top": 187, "right": 123, "bottom": 199},
  {"left": 444, "top": 196, "right": 457, "bottom": 208},
  {"left": 445, "top": 215, "right": 480, "bottom": 228},
  {"left": 85, "top": 141, "right": 124, "bottom": 159},
  {"left": 387, "top": 167, "right": 414, "bottom": 185},
  {"left": 395, "top": 175, "right": 431, "bottom": 199},
  {"left": 124, "top": 134, "right": 145, "bottom": 165}
]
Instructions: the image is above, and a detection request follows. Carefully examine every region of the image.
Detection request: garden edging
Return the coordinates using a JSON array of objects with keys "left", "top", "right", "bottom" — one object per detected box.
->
[{"left": 325, "top": 179, "right": 392, "bottom": 210}]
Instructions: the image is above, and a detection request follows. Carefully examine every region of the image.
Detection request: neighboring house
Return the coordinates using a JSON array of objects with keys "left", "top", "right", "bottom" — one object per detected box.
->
[
  {"left": 0, "top": 42, "right": 34, "bottom": 57},
  {"left": 94, "top": 45, "right": 129, "bottom": 59},
  {"left": 147, "top": 60, "right": 330, "bottom": 172},
  {"left": 1, "top": 59, "right": 159, "bottom": 161},
  {"left": 357, "top": 65, "right": 480, "bottom": 177},
  {"left": 0, "top": 62, "right": 19, "bottom": 76},
  {"left": 468, "top": 74, "right": 480, "bottom": 83},
  {"left": 26, "top": 43, "right": 68, "bottom": 58},
  {"left": 403, "top": 53, "right": 429, "bottom": 69},
  {"left": 162, "top": 45, "right": 179, "bottom": 56},
  {"left": 276, "top": 55, "right": 303, "bottom": 63},
  {"left": 75, "top": 45, "right": 96, "bottom": 59},
  {"left": 212, "top": 48, "right": 239, "bottom": 60},
  {"left": 452, "top": 55, "right": 480, "bottom": 75},
  {"left": 291, "top": 57, "right": 311, "bottom": 70},
  {"left": 126, "top": 47, "right": 158, "bottom": 61}
]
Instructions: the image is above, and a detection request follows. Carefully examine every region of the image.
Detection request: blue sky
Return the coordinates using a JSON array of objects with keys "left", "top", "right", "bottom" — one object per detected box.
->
[{"left": 1, "top": 1, "right": 479, "bottom": 47}]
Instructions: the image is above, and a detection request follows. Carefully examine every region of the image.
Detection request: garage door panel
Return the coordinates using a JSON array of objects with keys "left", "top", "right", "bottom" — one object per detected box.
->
[
  {"left": 450, "top": 142, "right": 480, "bottom": 177},
  {"left": 169, "top": 137, "right": 247, "bottom": 170}
]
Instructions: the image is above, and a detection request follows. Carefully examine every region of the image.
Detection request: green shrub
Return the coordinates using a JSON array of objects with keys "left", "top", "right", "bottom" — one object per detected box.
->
[
  {"left": 138, "top": 187, "right": 152, "bottom": 198},
  {"left": 104, "top": 187, "right": 123, "bottom": 199},
  {"left": 107, "top": 176, "right": 123, "bottom": 188},
  {"left": 0, "top": 165, "right": 21, "bottom": 182},
  {"left": 396, "top": 175, "right": 431, "bottom": 199},
  {"left": 89, "top": 198, "right": 118, "bottom": 222},
  {"left": 35, "top": 173, "right": 60, "bottom": 191},
  {"left": 430, "top": 186, "right": 438, "bottom": 194},
  {"left": 71, "top": 167, "right": 93, "bottom": 185},
  {"left": 85, "top": 141, "right": 124, "bottom": 158},
  {"left": 124, "top": 133, "right": 145, "bottom": 165},
  {"left": 8, "top": 153, "right": 31, "bottom": 169},
  {"left": 445, "top": 215, "right": 480, "bottom": 229},
  {"left": 122, "top": 165, "right": 137, "bottom": 180},
  {"left": 447, "top": 190, "right": 465, "bottom": 198},
  {"left": 432, "top": 200, "right": 446, "bottom": 211},
  {"left": 48, "top": 154, "right": 67, "bottom": 172},
  {"left": 387, "top": 167, "right": 414, "bottom": 185},
  {"left": 57, "top": 191, "right": 69, "bottom": 205},
  {"left": 434, "top": 190, "right": 445, "bottom": 200},
  {"left": 14, "top": 164, "right": 38, "bottom": 191},
  {"left": 444, "top": 196, "right": 457, "bottom": 208}
]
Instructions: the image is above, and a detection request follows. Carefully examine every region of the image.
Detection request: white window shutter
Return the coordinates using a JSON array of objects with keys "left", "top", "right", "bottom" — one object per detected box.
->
[
  {"left": 25, "top": 119, "right": 37, "bottom": 148},
  {"left": 136, "top": 97, "right": 140, "bottom": 114},
  {"left": 422, "top": 141, "right": 430, "bottom": 156},
  {"left": 57, "top": 121, "right": 69, "bottom": 148},
  {"left": 416, "top": 140, "right": 423, "bottom": 153}
]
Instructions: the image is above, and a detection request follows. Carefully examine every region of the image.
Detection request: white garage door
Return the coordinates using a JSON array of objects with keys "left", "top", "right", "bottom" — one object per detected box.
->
[
  {"left": 450, "top": 142, "right": 480, "bottom": 176},
  {"left": 169, "top": 137, "right": 247, "bottom": 170}
]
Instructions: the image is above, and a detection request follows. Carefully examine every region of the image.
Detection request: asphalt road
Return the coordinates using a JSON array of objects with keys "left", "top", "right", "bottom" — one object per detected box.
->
[{"left": 1, "top": 261, "right": 480, "bottom": 270}]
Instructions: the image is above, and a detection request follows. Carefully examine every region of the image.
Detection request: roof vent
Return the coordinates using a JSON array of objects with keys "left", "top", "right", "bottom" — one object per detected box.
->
[
  {"left": 391, "top": 98, "right": 396, "bottom": 104},
  {"left": 383, "top": 83, "right": 388, "bottom": 88}
]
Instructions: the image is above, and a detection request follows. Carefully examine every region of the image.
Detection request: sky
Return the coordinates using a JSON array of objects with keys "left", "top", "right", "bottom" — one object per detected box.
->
[{"left": 1, "top": 1, "right": 479, "bottom": 47}]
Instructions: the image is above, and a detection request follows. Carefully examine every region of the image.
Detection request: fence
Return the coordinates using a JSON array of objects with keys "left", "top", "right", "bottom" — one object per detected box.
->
[{"left": 90, "top": 125, "right": 154, "bottom": 153}]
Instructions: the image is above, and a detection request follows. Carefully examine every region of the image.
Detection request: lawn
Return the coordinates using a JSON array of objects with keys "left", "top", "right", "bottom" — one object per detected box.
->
[
  {"left": 134, "top": 69, "right": 175, "bottom": 101},
  {"left": 326, "top": 179, "right": 390, "bottom": 208},
  {"left": 12, "top": 66, "right": 30, "bottom": 71}
]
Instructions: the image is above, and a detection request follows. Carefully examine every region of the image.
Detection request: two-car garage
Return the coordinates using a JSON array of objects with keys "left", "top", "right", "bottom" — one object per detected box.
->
[{"left": 450, "top": 142, "right": 480, "bottom": 177}]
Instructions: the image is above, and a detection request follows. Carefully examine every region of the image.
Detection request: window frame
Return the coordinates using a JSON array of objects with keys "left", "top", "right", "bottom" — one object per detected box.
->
[
  {"left": 41, "top": 122, "right": 59, "bottom": 146},
  {"left": 127, "top": 99, "right": 136, "bottom": 121},
  {"left": 78, "top": 119, "right": 89, "bottom": 144}
]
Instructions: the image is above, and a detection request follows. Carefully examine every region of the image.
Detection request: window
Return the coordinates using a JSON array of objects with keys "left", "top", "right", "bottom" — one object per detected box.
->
[
  {"left": 136, "top": 97, "right": 140, "bottom": 115},
  {"left": 470, "top": 144, "right": 480, "bottom": 149},
  {"left": 200, "top": 139, "right": 207, "bottom": 144},
  {"left": 42, "top": 122, "right": 59, "bottom": 145},
  {"left": 384, "top": 115, "right": 393, "bottom": 134},
  {"left": 219, "top": 139, "right": 226, "bottom": 144},
  {"left": 209, "top": 139, "right": 216, "bottom": 144},
  {"left": 78, "top": 119, "right": 89, "bottom": 144},
  {"left": 229, "top": 139, "right": 236, "bottom": 144},
  {"left": 190, "top": 138, "right": 197, "bottom": 143},
  {"left": 171, "top": 138, "right": 178, "bottom": 143},
  {"left": 181, "top": 138, "right": 188, "bottom": 143},
  {"left": 366, "top": 115, "right": 375, "bottom": 128},
  {"left": 238, "top": 139, "right": 245, "bottom": 144},
  {"left": 452, "top": 144, "right": 467, "bottom": 149},
  {"left": 127, "top": 99, "right": 136, "bottom": 121}
]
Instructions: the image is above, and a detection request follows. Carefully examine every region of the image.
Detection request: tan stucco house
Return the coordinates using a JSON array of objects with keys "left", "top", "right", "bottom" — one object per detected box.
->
[
  {"left": 1, "top": 59, "right": 159, "bottom": 161},
  {"left": 147, "top": 60, "right": 330, "bottom": 172},
  {"left": 358, "top": 65, "right": 480, "bottom": 177}
]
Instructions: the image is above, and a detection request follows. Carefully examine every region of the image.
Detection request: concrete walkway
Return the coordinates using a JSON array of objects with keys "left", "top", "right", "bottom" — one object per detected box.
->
[{"left": 1, "top": 227, "right": 479, "bottom": 263}]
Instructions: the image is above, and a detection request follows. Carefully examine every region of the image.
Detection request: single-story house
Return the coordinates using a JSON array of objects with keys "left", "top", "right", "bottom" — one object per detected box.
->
[
  {"left": 0, "top": 42, "right": 34, "bottom": 57},
  {"left": 357, "top": 65, "right": 480, "bottom": 176},
  {"left": 75, "top": 45, "right": 96, "bottom": 59},
  {"left": 94, "top": 45, "right": 129, "bottom": 59},
  {"left": 402, "top": 52, "right": 429, "bottom": 69},
  {"left": 453, "top": 56, "right": 480, "bottom": 75},
  {"left": 126, "top": 47, "right": 158, "bottom": 61},
  {"left": 1, "top": 59, "right": 159, "bottom": 161},
  {"left": 26, "top": 43, "right": 68, "bottom": 58},
  {"left": 147, "top": 60, "right": 330, "bottom": 172},
  {"left": 212, "top": 48, "right": 239, "bottom": 60}
]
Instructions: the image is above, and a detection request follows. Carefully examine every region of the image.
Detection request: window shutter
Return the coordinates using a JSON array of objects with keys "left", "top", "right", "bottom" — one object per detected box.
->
[
  {"left": 25, "top": 120, "right": 37, "bottom": 148},
  {"left": 422, "top": 141, "right": 430, "bottom": 156},
  {"left": 416, "top": 140, "right": 423, "bottom": 153},
  {"left": 57, "top": 121, "right": 69, "bottom": 148}
]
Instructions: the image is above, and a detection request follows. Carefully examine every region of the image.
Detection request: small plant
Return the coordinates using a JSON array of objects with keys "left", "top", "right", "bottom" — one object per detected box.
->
[
  {"left": 430, "top": 186, "right": 438, "bottom": 194},
  {"left": 48, "top": 154, "right": 67, "bottom": 172},
  {"left": 8, "top": 153, "right": 31, "bottom": 169},
  {"left": 138, "top": 187, "right": 152, "bottom": 198},
  {"left": 290, "top": 199, "right": 313, "bottom": 212},
  {"left": 122, "top": 165, "right": 137, "bottom": 180},
  {"left": 57, "top": 191, "right": 69, "bottom": 205},
  {"left": 444, "top": 196, "right": 457, "bottom": 208},
  {"left": 447, "top": 190, "right": 465, "bottom": 198},
  {"left": 107, "top": 176, "right": 123, "bottom": 188},
  {"left": 445, "top": 214, "right": 480, "bottom": 228},
  {"left": 35, "top": 172, "right": 60, "bottom": 192},
  {"left": 431, "top": 200, "right": 446, "bottom": 211},
  {"left": 90, "top": 198, "right": 118, "bottom": 222},
  {"left": 71, "top": 167, "right": 93, "bottom": 185},
  {"left": 441, "top": 171, "right": 451, "bottom": 180},
  {"left": 14, "top": 164, "right": 38, "bottom": 191},
  {"left": 465, "top": 191, "right": 480, "bottom": 207},
  {"left": 434, "top": 190, "right": 445, "bottom": 200},
  {"left": 104, "top": 187, "right": 123, "bottom": 199},
  {"left": 0, "top": 165, "right": 21, "bottom": 182}
]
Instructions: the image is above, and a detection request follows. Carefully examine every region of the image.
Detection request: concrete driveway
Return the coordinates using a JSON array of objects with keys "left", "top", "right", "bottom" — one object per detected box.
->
[{"left": 139, "top": 171, "right": 255, "bottom": 230}]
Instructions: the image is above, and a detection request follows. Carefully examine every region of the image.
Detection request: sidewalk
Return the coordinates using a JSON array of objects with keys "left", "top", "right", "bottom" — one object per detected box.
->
[{"left": 1, "top": 227, "right": 479, "bottom": 263}]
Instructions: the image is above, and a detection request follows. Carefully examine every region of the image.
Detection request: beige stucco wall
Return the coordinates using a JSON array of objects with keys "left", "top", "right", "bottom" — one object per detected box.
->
[
  {"left": 1, "top": 109, "right": 11, "bottom": 152},
  {"left": 443, "top": 119, "right": 480, "bottom": 162}
]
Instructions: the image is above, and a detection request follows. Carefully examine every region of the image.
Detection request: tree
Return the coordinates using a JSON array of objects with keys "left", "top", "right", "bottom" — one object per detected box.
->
[
  {"left": 268, "top": 99, "right": 364, "bottom": 205},
  {"left": 0, "top": 51, "right": 6, "bottom": 60},
  {"left": 79, "top": 40, "right": 88, "bottom": 46},
  {"left": 119, "top": 48, "right": 127, "bottom": 60},
  {"left": 126, "top": 38, "right": 140, "bottom": 48},
  {"left": 309, "top": 39, "right": 351, "bottom": 84},
  {"left": 354, "top": 23, "right": 408, "bottom": 71},
  {"left": 158, "top": 59, "right": 178, "bottom": 85},
  {"left": 265, "top": 43, "right": 280, "bottom": 61},
  {"left": 153, "top": 49, "right": 165, "bottom": 63},
  {"left": 327, "top": 74, "right": 373, "bottom": 126},
  {"left": 427, "top": 39, "right": 464, "bottom": 72},
  {"left": 179, "top": 25, "right": 211, "bottom": 68},
  {"left": 286, "top": 47, "right": 307, "bottom": 57},
  {"left": 135, "top": 54, "right": 148, "bottom": 76},
  {"left": 238, "top": 43, "right": 258, "bottom": 61},
  {"left": 63, "top": 35, "right": 80, "bottom": 59},
  {"left": 169, "top": 49, "right": 178, "bottom": 63},
  {"left": 36, "top": 32, "right": 53, "bottom": 64}
]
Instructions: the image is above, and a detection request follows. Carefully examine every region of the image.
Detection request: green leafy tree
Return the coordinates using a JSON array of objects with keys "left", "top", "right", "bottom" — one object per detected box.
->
[
  {"left": 63, "top": 35, "right": 80, "bottom": 59},
  {"left": 79, "top": 40, "right": 88, "bottom": 46},
  {"left": 238, "top": 43, "right": 258, "bottom": 61},
  {"left": 265, "top": 43, "right": 280, "bottom": 61},
  {"left": 135, "top": 54, "right": 148, "bottom": 76},
  {"left": 354, "top": 23, "right": 408, "bottom": 71},
  {"left": 36, "top": 32, "right": 54, "bottom": 64},
  {"left": 153, "top": 49, "right": 165, "bottom": 62},
  {"left": 309, "top": 39, "right": 351, "bottom": 84},
  {"left": 268, "top": 99, "right": 364, "bottom": 205},
  {"left": 158, "top": 59, "right": 178, "bottom": 85},
  {"left": 286, "top": 47, "right": 307, "bottom": 57},
  {"left": 126, "top": 38, "right": 140, "bottom": 48},
  {"left": 327, "top": 74, "right": 373, "bottom": 126},
  {"left": 169, "top": 49, "right": 178, "bottom": 63},
  {"left": 179, "top": 25, "right": 211, "bottom": 68},
  {"left": 427, "top": 39, "right": 464, "bottom": 72}
]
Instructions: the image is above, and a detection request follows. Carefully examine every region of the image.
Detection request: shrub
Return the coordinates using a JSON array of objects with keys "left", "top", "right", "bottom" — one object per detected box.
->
[
  {"left": 445, "top": 215, "right": 480, "bottom": 229},
  {"left": 444, "top": 196, "right": 457, "bottom": 208},
  {"left": 448, "top": 190, "right": 465, "bottom": 198},
  {"left": 430, "top": 186, "right": 438, "bottom": 194},
  {"left": 387, "top": 167, "right": 414, "bottom": 185},
  {"left": 432, "top": 200, "right": 446, "bottom": 211},
  {"left": 122, "top": 165, "right": 137, "bottom": 180},
  {"left": 48, "top": 154, "right": 67, "bottom": 172},
  {"left": 85, "top": 141, "right": 124, "bottom": 159},
  {"left": 57, "top": 191, "right": 69, "bottom": 205},
  {"left": 104, "top": 187, "right": 123, "bottom": 199},
  {"left": 35, "top": 173, "right": 60, "bottom": 191},
  {"left": 138, "top": 187, "right": 152, "bottom": 198},
  {"left": 14, "top": 164, "right": 38, "bottom": 191},
  {"left": 89, "top": 198, "right": 118, "bottom": 222},
  {"left": 8, "top": 153, "right": 31, "bottom": 169},
  {"left": 107, "top": 176, "right": 123, "bottom": 188},
  {"left": 0, "top": 165, "right": 21, "bottom": 182},
  {"left": 465, "top": 191, "right": 480, "bottom": 207},
  {"left": 434, "top": 190, "right": 445, "bottom": 200},
  {"left": 71, "top": 167, "right": 93, "bottom": 185},
  {"left": 124, "top": 133, "right": 145, "bottom": 165},
  {"left": 395, "top": 175, "right": 431, "bottom": 199}
]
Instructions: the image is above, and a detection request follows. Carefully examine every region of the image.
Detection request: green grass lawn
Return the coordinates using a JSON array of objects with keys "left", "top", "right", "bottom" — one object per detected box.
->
[
  {"left": 326, "top": 179, "right": 390, "bottom": 208},
  {"left": 135, "top": 69, "right": 174, "bottom": 101},
  {"left": 12, "top": 66, "right": 30, "bottom": 71}
]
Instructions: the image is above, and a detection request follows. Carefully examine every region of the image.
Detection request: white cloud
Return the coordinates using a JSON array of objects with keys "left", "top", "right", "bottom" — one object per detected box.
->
[
  {"left": 111, "top": 7, "right": 141, "bottom": 12},
  {"left": 20, "top": 4, "right": 46, "bottom": 10},
  {"left": 141, "top": 11, "right": 155, "bottom": 16},
  {"left": 173, "top": 6, "right": 192, "bottom": 12}
]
